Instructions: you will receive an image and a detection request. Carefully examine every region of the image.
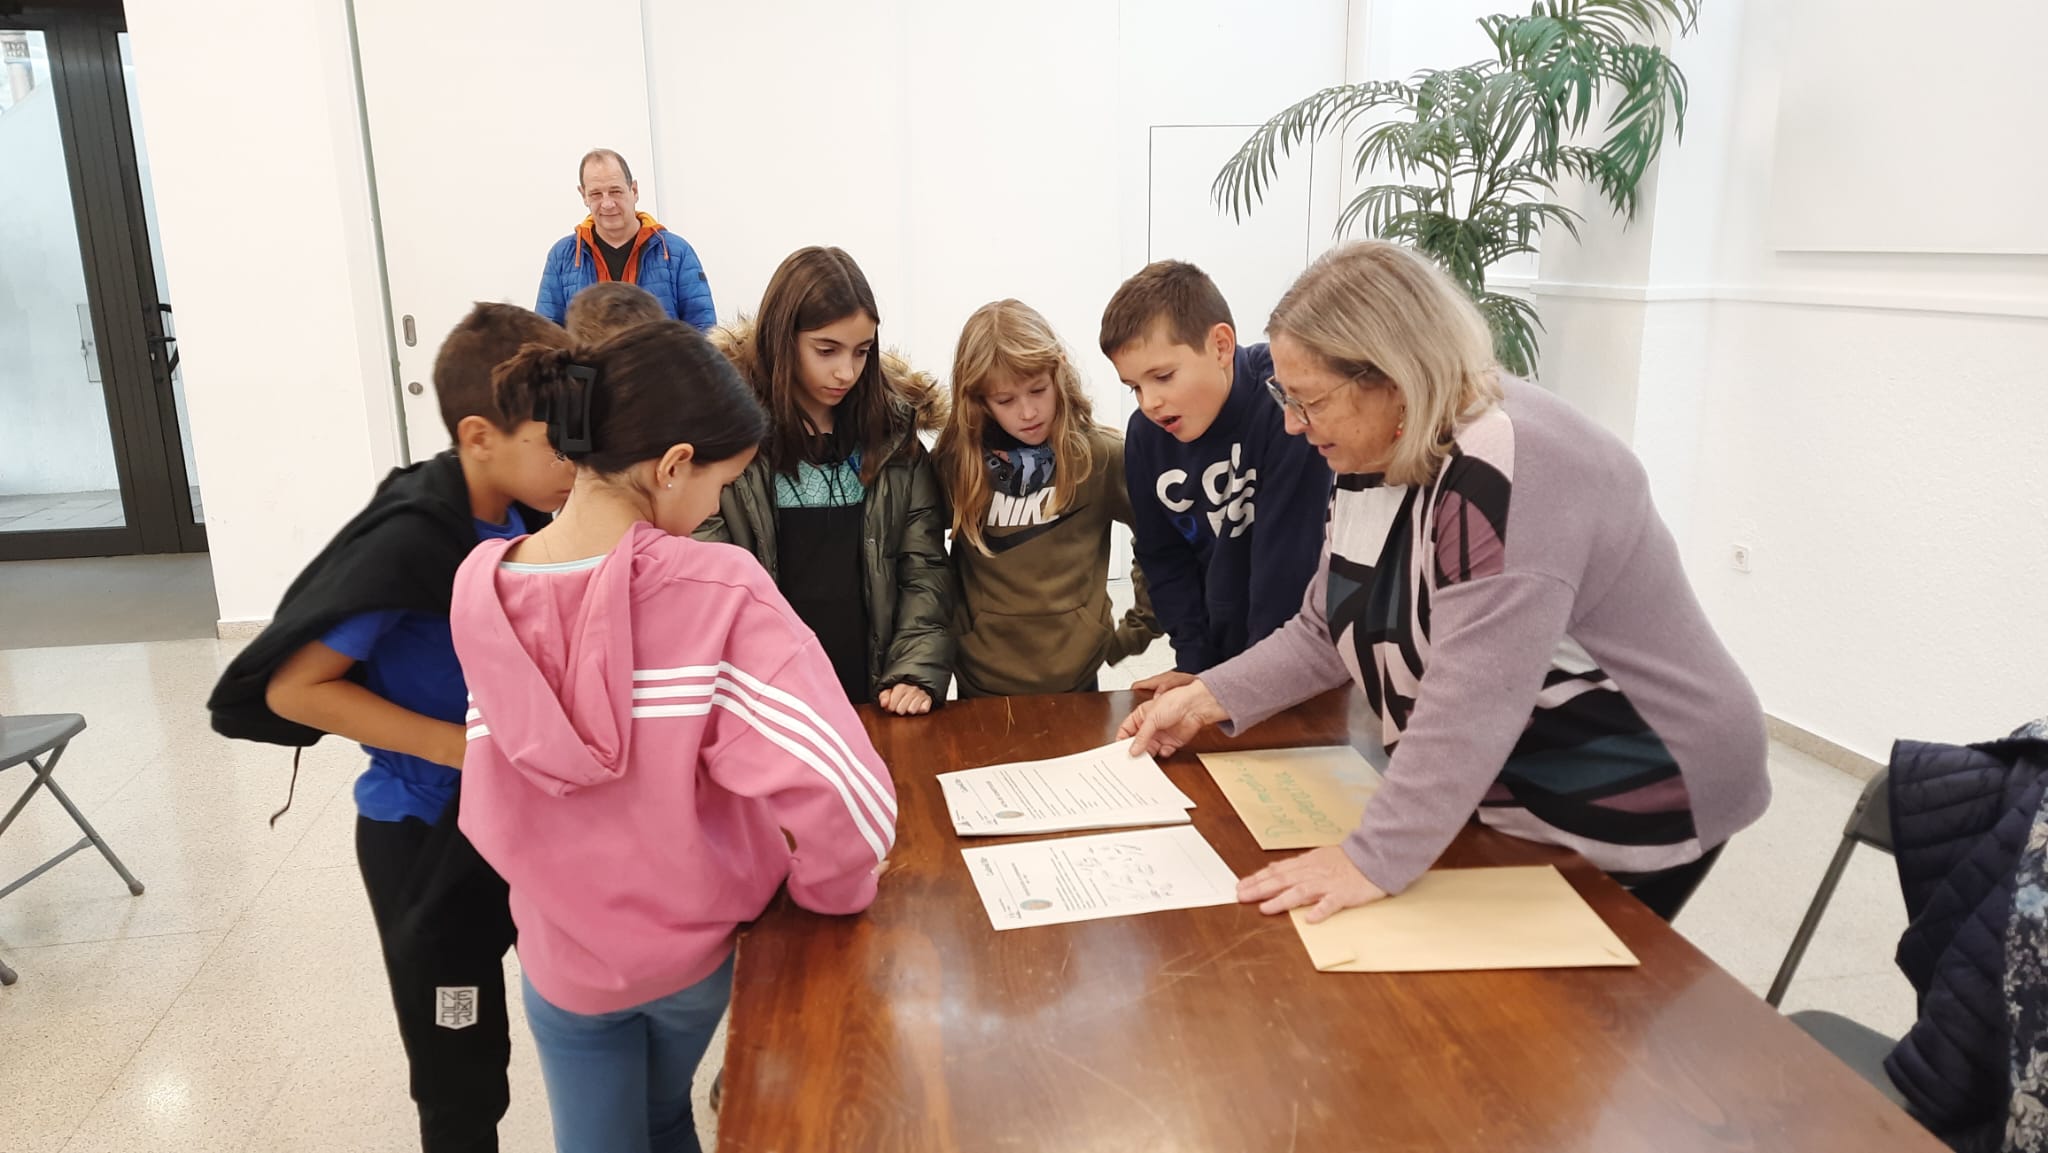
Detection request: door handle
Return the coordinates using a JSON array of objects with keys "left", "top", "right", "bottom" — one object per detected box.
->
[
  {"left": 402, "top": 315, "right": 417, "bottom": 347},
  {"left": 145, "top": 303, "right": 179, "bottom": 374},
  {"left": 78, "top": 303, "right": 100, "bottom": 383}
]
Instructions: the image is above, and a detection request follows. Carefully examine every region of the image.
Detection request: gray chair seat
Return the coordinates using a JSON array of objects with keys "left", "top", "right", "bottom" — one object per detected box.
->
[
  {"left": 0, "top": 714, "right": 88, "bottom": 769},
  {"left": 1789, "top": 1009, "right": 1908, "bottom": 1108}
]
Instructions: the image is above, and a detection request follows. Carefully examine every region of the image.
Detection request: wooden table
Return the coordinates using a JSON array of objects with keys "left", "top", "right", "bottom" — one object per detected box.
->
[{"left": 719, "top": 689, "right": 1942, "bottom": 1152}]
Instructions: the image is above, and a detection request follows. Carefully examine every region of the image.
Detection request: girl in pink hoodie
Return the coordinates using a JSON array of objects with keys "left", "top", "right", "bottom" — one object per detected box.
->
[{"left": 449, "top": 320, "right": 897, "bottom": 1153}]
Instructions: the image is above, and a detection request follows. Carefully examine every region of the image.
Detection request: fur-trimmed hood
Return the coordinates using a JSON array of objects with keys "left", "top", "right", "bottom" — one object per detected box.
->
[{"left": 709, "top": 317, "right": 947, "bottom": 453}]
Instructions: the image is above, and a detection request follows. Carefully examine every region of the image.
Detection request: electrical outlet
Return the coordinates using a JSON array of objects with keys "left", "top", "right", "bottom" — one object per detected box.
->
[{"left": 1730, "top": 543, "right": 1753, "bottom": 573}]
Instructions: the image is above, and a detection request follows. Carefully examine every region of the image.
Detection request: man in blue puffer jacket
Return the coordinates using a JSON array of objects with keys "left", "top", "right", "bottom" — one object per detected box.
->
[{"left": 536, "top": 149, "right": 716, "bottom": 331}]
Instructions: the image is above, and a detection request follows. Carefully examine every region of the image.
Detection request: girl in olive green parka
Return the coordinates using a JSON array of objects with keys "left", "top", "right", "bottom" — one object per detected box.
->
[{"left": 695, "top": 246, "right": 954, "bottom": 714}]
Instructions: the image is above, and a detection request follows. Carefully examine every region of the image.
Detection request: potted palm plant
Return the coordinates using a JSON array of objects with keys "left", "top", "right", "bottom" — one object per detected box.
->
[{"left": 1213, "top": 1, "right": 1699, "bottom": 376}]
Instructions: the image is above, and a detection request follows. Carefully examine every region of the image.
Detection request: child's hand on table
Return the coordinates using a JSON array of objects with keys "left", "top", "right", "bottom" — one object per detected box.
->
[{"left": 877, "top": 684, "right": 933, "bottom": 715}]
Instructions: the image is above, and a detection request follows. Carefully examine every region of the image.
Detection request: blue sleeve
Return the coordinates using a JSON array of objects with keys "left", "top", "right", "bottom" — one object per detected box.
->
[
  {"left": 536, "top": 239, "right": 571, "bottom": 324},
  {"left": 666, "top": 234, "right": 717, "bottom": 332},
  {"left": 1125, "top": 423, "right": 1216, "bottom": 673},
  {"left": 320, "top": 609, "right": 405, "bottom": 663},
  {"left": 1246, "top": 415, "right": 1331, "bottom": 646}
]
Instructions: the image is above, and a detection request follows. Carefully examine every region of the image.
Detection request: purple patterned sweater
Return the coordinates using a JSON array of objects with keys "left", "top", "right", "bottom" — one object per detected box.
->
[{"left": 1202, "top": 377, "right": 1771, "bottom": 894}]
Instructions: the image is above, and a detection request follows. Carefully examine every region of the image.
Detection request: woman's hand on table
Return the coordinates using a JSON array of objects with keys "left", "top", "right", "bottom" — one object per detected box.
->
[
  {"left": 1130, "top": 669, "right": 1200, "bottom": 695},
  {"left": 1119, "top": 679, "right": 1226, "bottom": 757},
  {"left": 1237, "top": 845, "right": 1388, "bottom": 924},
  {"left": 877, "top": 684, "right": 933, "bottom": 715}
]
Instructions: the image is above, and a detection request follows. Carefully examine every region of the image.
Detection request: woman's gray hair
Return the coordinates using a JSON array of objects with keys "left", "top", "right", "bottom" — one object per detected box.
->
[{"left": 1268, "top": 241, "right": 1502, "bottom": 487}]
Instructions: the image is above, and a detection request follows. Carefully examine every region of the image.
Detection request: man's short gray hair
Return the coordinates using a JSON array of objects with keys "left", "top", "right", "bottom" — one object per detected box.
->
[{"left": 578, "top": 149, "right": 634, "bottom": 188}]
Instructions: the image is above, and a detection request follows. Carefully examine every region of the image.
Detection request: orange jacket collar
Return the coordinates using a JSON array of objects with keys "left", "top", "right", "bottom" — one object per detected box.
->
[{"left": 572, "top": 213, "right": 666, "bottom": 282}]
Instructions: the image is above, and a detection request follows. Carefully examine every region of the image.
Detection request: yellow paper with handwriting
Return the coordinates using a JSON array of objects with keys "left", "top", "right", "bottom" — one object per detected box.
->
[
  {"left": 1290, "top": 865, "right": 1640, "bottom": 973},
  {"left": 1198, "top": 746, "right": 1382, "bottom": 850}
]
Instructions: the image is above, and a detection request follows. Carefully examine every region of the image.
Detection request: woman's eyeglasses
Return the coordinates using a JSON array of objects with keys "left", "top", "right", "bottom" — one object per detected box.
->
[{"left": 1265, "top": 374, "right": 1365, "bottom": 426}]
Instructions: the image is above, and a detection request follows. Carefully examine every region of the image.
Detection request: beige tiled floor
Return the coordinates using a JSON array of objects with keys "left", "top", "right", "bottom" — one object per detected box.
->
[
  {"left": 0, "top": 586, "right": 1914, "bottom": 1152},
  {"left": 0, "top": 556, "right": 219, "bottom": 649}
]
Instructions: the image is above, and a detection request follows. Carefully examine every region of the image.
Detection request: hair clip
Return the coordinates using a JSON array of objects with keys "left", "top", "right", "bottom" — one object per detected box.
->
[{"left": 552, "top": 363, "right": 598, "bottom": 454}]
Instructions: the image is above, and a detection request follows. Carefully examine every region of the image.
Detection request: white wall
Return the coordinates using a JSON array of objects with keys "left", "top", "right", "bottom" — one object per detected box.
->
[
  {"left": 1686, "top": 0, "right": 2048, "bottom": 756},
  {"left": 354, "top": 0, "right": 653, "bottom": 460},
  {"left": 125, "top": 0, "right": 394, "bottom": 625},
  {"left": 642, "top": 0, "right": 916, "bottom": 364},
  {"left": 1532, "top": 0, "right": 2048, "bottom": 758},
  {"left": 653, "top": 0, "right": 1350, "bottom": 424},
  {"left": 1770, "top": 0, "right": 2048, "bottom": 256},
  {"left": 0, "top": 82, "right": 121, "bottom": 496},
  {"left": 1116, "top": 0, "right": 1350, "bottom": 359},
  {"left": 138, "top": 0, "right": 1355, "bottom": 623}
]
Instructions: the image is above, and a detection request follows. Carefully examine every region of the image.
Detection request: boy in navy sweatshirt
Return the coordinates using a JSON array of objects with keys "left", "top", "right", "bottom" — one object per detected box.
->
[{"left": 1101, "top": 260, "right": 1332, "bottom": 689}]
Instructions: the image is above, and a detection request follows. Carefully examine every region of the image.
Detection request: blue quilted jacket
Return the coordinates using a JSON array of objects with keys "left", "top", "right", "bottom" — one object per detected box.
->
[
  {"left": 536, "top": 212, "right": 716, "bottom": 331},
  {"left": 1886, "top": 735, "right": 2048, "bottom": 1148}
]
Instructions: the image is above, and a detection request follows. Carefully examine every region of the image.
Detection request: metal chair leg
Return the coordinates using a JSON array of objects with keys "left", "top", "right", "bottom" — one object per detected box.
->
[
  {"left": 39, "top": 772, "right": 143, "bottom": 895},
  {"left": 0, "top": 743, "right": 144, "bottom": 897},
  {"left": 1767, "top": 832, "right": 1859, "bottom": 1007},
  {"left": 0, "top": 746, "right": 53, "bottom": 838},
  {"left": 0, "top": 731, "right": 146, "bottom": 987}
]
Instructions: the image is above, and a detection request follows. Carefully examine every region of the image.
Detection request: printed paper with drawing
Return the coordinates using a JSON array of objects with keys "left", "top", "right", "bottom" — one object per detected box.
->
[
  {"left": 941, "top": 742, "right": 1195, "bottom": 836},
  {"left": 1198, "top": 746, "right": 1382, "bottom": 850},
  {"left": 1290, "top": 865, "right": 1639, "bottom": 972},
  {"left": 963, "top": 825, "right": 1241, "bottom": 930}
]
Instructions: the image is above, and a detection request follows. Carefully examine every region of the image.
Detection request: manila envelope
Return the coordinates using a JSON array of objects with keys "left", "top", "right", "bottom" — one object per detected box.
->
[
  {"left": 1290, "top": 865, "right": 1640, "bottom": 972},
  {"left": 1198, "top": 746, "right": 1383, "bottom": 850}
]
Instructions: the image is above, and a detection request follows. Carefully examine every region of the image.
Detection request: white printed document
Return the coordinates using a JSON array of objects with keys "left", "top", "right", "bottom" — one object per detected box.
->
[
  {"left": 940, "top": 741, "right": 1195, "bottom": 836},
  {"left": 962, "top": 825, "right": 1242, "bottom": 930}
]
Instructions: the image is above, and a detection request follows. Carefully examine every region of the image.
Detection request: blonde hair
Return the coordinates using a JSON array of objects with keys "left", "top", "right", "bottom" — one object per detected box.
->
[
  {"left": 1268, "top": 241, "right": 1502, "bottom": 487},
  {"left": 935, "top": 300, "right": 1099, "bottom": 555}
]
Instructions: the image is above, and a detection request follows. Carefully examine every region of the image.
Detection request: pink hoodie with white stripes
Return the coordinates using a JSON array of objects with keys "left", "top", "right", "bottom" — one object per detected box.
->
[{"left": 449, "top": 521, "right": 896, "bottom": 1015}]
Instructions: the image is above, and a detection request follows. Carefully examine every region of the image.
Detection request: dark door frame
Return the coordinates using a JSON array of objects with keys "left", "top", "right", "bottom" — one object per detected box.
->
[{"left": 2, "top": 3, "right": 205, "bottom": 560}]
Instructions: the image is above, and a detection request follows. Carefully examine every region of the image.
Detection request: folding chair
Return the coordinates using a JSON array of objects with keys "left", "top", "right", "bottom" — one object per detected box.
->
[
  {"left": 1766, "top": 768, "right": 1893, "bottom": 1007},
  {"left": 0, "top": 714, "right": 145, "bottom": 986},
  {"left": 1765, "top": 768, "right": 1905, "bottom": 1106}
]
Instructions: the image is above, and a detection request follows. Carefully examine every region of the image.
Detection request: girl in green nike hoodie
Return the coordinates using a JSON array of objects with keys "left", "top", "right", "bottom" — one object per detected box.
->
[{"left": 934, "top": 299, "right": 1159, "bottom": 698}]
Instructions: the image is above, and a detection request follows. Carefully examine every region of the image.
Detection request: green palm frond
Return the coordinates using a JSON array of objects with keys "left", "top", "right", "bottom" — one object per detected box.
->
[
  {"left": 1353, "top": 117, "right": 1446, "bottom": 183},
  {"left": 1555, "top": 143, "right": 1640, "bottom": 217},
  {"left": 1220, "top": 0, "right": 1696, "bottom": 374},
  {"left": 1597, "top": 43, "right": 1688, "bottom": 214},
  {"left": 1476, "top": 291, "right": 1545, "bottom": 378},
  {"left": 1210, "top": 80, "right": 1415, "bottom": 222},
  {"left": 1335, "top": 184, "right": 1440, "bottom": 240},
  {"left": 1472, "top": 199, "right": 1584, "bottom": 266}
]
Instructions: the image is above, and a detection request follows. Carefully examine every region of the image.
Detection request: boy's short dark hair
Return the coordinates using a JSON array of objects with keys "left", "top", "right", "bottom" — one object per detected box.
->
[
  {"left": 1098, "top": 260, "right": 1236, "bottom": 358},
  {"left": 434, "top": 303, "right": 571, "bottom": 438},
  {"left": 565, "top": 283, "right": 667, "bottom": 345}
]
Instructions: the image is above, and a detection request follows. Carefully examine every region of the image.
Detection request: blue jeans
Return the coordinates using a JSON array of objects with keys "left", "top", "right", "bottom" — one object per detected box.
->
[{"left": 521, "top": 953, "right": 734, "bottom": 1153}]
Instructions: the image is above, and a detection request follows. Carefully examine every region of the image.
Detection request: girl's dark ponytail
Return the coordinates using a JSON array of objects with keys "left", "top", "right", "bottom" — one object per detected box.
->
[
  {"left": 492, "top": 344, "right": 597, "bottom": 460},
  {"left": 493, "top": 321, "right": 767, "bottom": 475}
]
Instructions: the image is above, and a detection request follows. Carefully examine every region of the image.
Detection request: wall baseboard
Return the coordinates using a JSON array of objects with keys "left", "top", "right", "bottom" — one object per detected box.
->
[
  {"left": 1766, "top": 715, "right": 1886, "bottom": 781},
  {"left": 216, "top": 618, "right": 268, "bottom": 641}
]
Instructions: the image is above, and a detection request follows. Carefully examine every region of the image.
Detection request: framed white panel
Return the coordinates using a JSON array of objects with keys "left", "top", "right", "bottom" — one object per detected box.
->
[{"left": 1770, "top": 0, "right": 2048, "bottom": 255}]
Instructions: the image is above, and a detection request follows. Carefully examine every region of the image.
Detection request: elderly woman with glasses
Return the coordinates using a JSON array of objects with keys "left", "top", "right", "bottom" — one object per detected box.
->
[{"left": 1120, "top": 241, "right": 1770, "bottom": 924}]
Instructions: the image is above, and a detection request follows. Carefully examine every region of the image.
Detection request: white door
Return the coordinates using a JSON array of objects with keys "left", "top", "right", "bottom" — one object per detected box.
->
[{"left": 353, "top": 0, "right": 655, "bottom": 461}]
